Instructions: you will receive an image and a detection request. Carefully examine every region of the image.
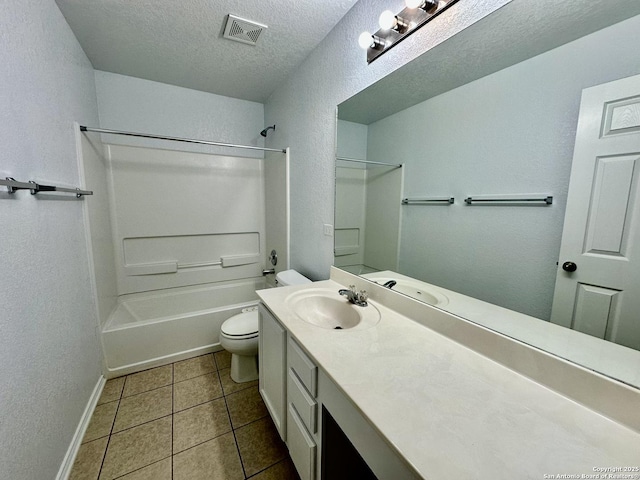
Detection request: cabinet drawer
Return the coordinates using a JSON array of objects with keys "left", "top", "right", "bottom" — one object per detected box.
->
[
  {"left": 287, "top": 337, "right": 317, "bottom": 396},
  {"left": 287, "top": 403, "right": 317, "bottom": 480},
  {"left": 288, "top": 370, "right": 317, "bottom": 433}
]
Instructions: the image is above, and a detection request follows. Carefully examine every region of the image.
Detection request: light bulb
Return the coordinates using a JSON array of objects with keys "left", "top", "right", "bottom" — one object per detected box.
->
[
  {"left": 406, "top": 0, "right": 439, "bottom": 13},
  {"left": 378, "top": 10, "right": 397, "bottom": 30},
  {"left": 405, "top": 0, "right": 424, "bottom": 8},
  {"left": 358, "top": 31, "right": 373, "bottom": 50}
]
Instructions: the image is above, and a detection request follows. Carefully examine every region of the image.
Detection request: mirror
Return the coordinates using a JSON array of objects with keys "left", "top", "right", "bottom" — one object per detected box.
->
[{"left": 335, "top": 0, "right": 640, "bottom": 388}]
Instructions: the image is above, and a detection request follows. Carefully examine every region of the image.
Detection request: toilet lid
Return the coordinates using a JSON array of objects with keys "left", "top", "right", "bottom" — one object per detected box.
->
[{"left": 221, "top": 311, "right": 259, "bottom": 337}]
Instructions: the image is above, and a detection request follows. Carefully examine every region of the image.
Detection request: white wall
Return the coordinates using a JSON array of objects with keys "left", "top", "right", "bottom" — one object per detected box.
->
[
  {"left": 94, "top": 71, "right": 265, "bottom": 158},
  {"left": 367, "top": 14, "right": 640, "bottom": 320},
  {"left": 337, "top": 120, "right": 368, "bottom": 161},
  {"left": 264, "top": 0, "right": 511, "bottom": 280},
  {"left": 363, "top": 166, "right": 402, "bottom": 271},
  {"left": 0, "top": 2, "right": 102, "bottom": 479}
]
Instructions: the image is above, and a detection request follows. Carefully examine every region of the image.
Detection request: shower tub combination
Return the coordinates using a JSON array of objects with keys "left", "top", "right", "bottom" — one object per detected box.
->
[{"left": 102, "top": 278, "right": 265, "bottom": 377}]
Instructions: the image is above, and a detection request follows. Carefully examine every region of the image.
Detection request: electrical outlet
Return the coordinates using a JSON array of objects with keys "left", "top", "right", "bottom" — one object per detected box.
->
[{"left": 323, "top": 224, "right": 334, "bottom": 237}]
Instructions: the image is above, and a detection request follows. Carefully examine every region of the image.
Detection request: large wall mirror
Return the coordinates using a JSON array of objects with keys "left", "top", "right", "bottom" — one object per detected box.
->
[{"left": 335, "top": 0, "right": 640, "bottom": 388}]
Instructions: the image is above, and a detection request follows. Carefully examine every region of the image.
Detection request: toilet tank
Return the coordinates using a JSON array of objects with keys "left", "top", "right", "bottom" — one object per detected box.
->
[{"left": 276, "top": 269, "right": 311, "bottom": 287}]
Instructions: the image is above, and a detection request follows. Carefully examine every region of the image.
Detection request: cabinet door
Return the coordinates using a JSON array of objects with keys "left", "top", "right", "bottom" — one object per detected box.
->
[{"left": 258, "top": 304, "right": 287, "bottom": 440}]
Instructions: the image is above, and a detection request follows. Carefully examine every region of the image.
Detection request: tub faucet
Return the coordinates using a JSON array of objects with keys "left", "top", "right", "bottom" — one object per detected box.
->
[
  {"left": 382, "top": 280, "right": 397, "bottom": 289},
  {"left": 338, "top": 285, "right": 368, "bottom": 307}
]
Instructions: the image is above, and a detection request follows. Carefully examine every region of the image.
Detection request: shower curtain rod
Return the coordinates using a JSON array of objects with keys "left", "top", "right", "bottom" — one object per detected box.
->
[
  {"left": 336, "top": 156, "right": 402, "bottom": 168},
  {"left": 80, "top": 126, "right": 287, "bottom": 153}
]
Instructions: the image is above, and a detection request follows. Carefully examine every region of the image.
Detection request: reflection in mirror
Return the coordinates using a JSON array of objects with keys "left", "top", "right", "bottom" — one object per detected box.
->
[
  {"left": 335, "top": 4, "right": 640, "bottom": 388},
  {"left": 335, "top": 120, "right": 402, "bottom": 275}
]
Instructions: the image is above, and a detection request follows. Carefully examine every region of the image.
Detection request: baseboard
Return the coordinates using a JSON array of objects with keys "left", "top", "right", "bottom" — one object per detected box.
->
[
  {"left": 104, "top": 343, "right": 224, "bottom": 379},
  {"left": 56, "top": 375, "right": 106, "bottom": 480}
]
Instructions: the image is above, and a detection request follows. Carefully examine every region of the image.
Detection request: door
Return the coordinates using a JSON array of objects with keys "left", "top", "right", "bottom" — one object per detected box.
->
[{"left": 550, "top": 74, "right": 640, "bottom": 351}]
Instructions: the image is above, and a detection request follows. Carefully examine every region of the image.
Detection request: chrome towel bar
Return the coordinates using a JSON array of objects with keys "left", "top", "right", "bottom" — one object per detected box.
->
[
  {"left": 1, "top": 177, "right": 92, "bottom": 198},
  {"left": 464, "top": 195, "right": 553, "bottom": 205},
  {"left": 402, "top": 197, "right": 454, "bottom": 205}
]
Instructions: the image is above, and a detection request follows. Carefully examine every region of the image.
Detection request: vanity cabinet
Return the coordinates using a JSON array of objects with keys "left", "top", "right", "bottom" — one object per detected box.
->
[
  {"left": 259, "top": 300, "right": 419, "bottom": 480},
  {"left": 258, "top": 304, "right": 287, "bottom": 440}
]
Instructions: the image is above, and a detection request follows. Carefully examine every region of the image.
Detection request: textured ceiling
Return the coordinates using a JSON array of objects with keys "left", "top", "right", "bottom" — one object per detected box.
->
[
  {"left": 55, "top": 0, "right": 358, "bottom": 103},
  {"left": 339, "top": 0, "right": 640, "bottom": 124}
]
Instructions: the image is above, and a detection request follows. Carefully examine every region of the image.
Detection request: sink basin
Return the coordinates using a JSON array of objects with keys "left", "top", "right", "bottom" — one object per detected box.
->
[
  {"left": 366, "top": 277, "right": 449, "bottom": 307},
  {"left": 285, "top": 288, "right": 381, "bottom": 330}
]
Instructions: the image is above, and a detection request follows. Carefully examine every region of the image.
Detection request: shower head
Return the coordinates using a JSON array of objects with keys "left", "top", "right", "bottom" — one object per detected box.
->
[{"left": 260, "top": 125, "right": 276, "bottom": 137}]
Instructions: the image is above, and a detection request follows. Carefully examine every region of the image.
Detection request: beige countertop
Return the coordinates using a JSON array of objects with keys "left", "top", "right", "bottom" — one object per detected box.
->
[{"left": 257, "top": 276, "right": 640, "bottom": 480}]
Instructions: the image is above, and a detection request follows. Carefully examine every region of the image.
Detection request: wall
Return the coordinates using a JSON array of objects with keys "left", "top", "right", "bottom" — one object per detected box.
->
[
  {"left": 363, "top": 165, "right": 402, "bottom": 271},
  {"left": 264, "top": 0, "right": 512, "bottom": 280},
  {"left": 366, "top": 13, "right": 640, "bottom": 320},
  {"left": 0, "top": 1, "right": 102, "bottom": 479},
  {"left": 94, "top": 71, "right": 265, "bottom": 158}
]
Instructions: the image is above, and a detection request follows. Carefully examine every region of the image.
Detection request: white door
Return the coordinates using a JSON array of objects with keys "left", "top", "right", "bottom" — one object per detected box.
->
[{"left": 550, "top": 74, "right": 640, "bottom": 351}]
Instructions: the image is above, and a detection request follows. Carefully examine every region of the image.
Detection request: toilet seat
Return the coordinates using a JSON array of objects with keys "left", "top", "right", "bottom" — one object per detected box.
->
[{"left": 221, "top": 311, "right": 259, "bottom": 339}]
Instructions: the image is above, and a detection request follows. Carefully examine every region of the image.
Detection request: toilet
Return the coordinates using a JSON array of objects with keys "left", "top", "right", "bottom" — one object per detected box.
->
[{"left": 220, "top": 269, "right": 311, "bottom": 383}]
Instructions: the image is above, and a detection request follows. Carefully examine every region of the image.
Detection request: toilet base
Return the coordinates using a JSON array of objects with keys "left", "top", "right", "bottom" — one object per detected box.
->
[{"left": 230, "top": 353, "right": 258, "bottom": 383}]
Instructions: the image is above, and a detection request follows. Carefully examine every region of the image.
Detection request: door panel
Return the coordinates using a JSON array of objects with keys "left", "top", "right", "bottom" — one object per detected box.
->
[
  {"left": 571, "top": 284, "right": 620, "bottom": 339},
  {"left": 551, "top": 74, "right": 640, "bottom": 351},
  {"left": 584, "top": 155, "right": 637, "bottom": 256}
]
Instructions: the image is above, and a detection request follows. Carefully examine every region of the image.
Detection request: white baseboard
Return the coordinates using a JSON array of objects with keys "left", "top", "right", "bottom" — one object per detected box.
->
[{"left": 56, "top": 376, "right": 106, "bottom": 480}]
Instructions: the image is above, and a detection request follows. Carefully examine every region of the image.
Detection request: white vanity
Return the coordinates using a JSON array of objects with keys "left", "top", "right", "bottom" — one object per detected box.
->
[{"left": 257, "top": 267, "right": 640, "bottom": 480}]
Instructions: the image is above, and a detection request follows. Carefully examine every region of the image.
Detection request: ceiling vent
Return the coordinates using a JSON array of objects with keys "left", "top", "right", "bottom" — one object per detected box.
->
[{"left": 223, "top": 14, "right": 267, "bottom": 46}]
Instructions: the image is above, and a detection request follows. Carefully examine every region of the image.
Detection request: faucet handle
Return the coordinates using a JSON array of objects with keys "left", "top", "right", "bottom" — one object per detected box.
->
[
  {"left": 349, "top": 285, "right": 356, "bottom": 291},
  {"left": 357, "top": 289, "right": 368, "bottom": 303}
]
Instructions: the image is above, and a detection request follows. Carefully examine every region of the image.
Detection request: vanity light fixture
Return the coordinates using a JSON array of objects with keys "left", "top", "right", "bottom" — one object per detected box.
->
[{"left": 359, "top": 0, "right": 460, "bottom": 63}]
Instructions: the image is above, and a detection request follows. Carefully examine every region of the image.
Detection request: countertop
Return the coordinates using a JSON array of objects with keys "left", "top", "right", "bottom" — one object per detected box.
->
[{"left": 257, "top": 278, "right": 640, "bottom": 479}]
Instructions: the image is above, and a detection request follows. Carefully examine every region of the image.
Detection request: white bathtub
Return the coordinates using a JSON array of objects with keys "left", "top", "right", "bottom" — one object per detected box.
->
[{"left": 102, "top": 278, "right": 266, "bottom": 377}]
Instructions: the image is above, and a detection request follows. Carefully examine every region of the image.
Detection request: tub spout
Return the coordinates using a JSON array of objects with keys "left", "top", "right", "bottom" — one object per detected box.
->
[{"left": 262, "top": 268, "right": 275, "bottom": 275}]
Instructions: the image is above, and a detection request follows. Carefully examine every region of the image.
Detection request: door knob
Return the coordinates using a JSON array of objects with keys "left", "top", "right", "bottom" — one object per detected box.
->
[{"left": 562, "top": 261, "right": 577, "bottom": 272}]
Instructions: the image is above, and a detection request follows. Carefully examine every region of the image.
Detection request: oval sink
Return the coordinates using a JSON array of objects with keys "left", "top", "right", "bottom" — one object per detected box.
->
[
  {"left": 367, "top": 277, "right": 449, "bottom": 307},
  {"left": 285, "top": 288, "right": 381, "bottom": 330}
]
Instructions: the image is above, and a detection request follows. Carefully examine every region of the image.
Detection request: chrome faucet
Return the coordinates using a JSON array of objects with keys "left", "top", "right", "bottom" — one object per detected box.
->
[
  {"left": 382, "top": 280, "right": 397, "bottom": 289},
  {"left": 338, "top": 285, "right": 368, "bottom": 307}
]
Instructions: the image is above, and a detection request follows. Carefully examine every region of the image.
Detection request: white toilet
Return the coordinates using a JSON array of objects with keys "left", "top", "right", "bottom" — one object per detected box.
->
[{"left": 220, "top": 269, "right": 311, "bottom": 383}]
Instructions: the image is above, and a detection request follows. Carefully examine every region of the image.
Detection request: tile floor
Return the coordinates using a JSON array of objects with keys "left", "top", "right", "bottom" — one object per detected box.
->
[{"left": 70, "top": 351, "right": 301, "bottom": 480}]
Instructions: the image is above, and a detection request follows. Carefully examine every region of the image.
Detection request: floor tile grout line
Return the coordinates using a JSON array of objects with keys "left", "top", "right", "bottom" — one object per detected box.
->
[
  {"left": 173, "top": 393, "right": 226, "bottom": 414},
  {"left": 109, "top": 455, "right": 172, "bottom": 480},
  {"left": 171, "top": 426, "right": 234, "bottom": 456},
  {"left": 120, "top": 382, "right": 173, "bottom": 400},
  {"left": 173, "top": 369, "right": 221, "bottom": 387},
  {"left": 223, "top": 390, "right": 248, "bottom": 479},
  {"left": 245, "top": 458, "right": 290, "bottom": 479},
  {"left": 96, "top": 376, "right": 126, "bottom": 479},
  {"left": 110, "top": 411, "right": 174, "bottom": 436},
  {"left": 231, "top": 413, "right": 269, "bottom": 432},
  {"left": 231, "top": 413, "right": 271, "bottom": 432}
]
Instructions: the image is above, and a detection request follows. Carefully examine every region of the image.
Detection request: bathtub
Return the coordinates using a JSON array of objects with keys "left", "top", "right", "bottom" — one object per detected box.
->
[{"left": 102, "top": 278, "right": 266, "bottom": 377}]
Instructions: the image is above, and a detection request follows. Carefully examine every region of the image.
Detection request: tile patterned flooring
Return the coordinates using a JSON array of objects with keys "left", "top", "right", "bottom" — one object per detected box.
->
[{"left": 70, "top": 351, "right": 301, "bottom": 480}]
